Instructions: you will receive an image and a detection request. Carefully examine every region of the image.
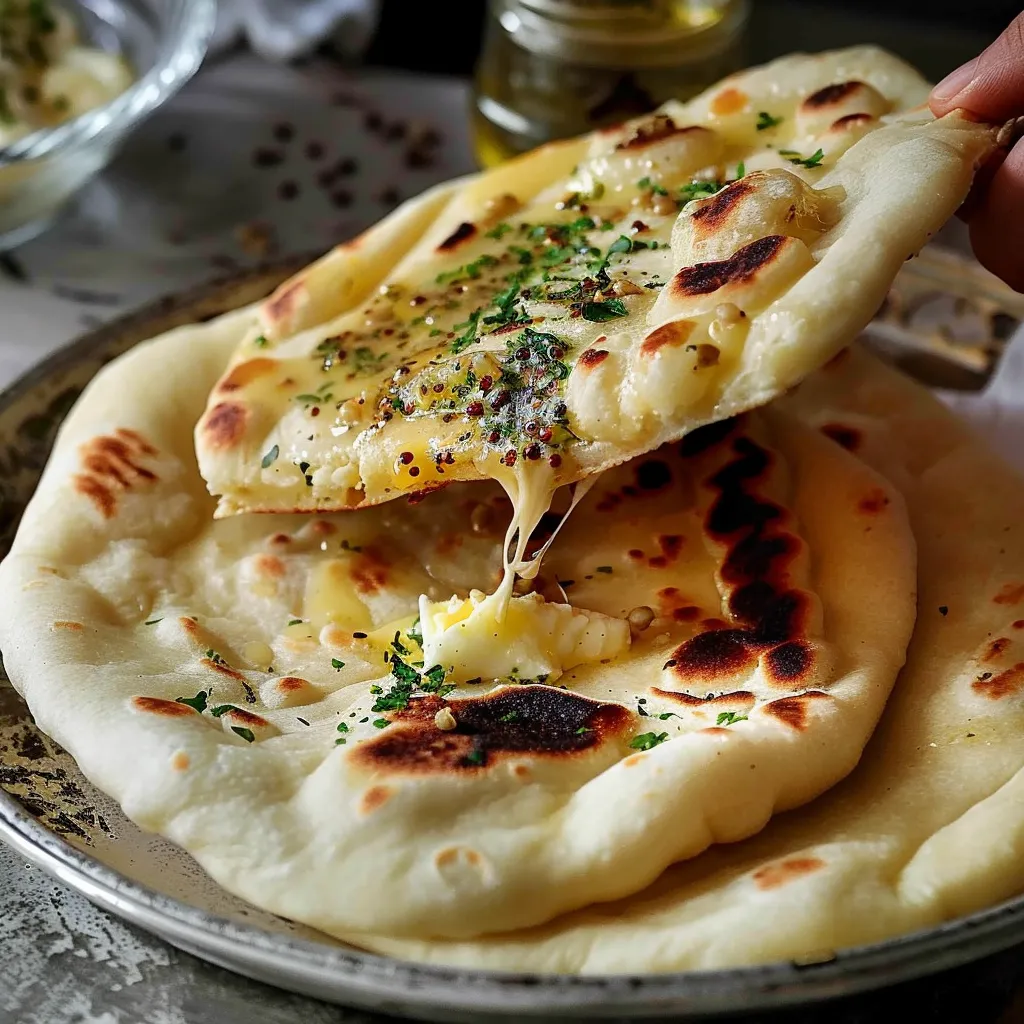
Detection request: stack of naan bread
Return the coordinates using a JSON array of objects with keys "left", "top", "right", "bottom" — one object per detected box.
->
[{"left": 3, "top": 47, "right": 1023, "bottom": 972}]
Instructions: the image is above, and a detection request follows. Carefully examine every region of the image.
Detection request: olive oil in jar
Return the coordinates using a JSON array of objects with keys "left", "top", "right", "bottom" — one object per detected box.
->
[{"left": 472, "top": 0, "right": 750, "bottom": 167}]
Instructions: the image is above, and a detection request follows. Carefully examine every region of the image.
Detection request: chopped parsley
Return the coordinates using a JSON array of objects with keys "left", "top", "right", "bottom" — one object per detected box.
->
[
  {"left": 144, "top": 617, "right": 163, "bottom": 626},
  {"left": 716, "top": 711, "right": 748, "bottom": 726},
  {"left": 637, "top": 176, "right": 668, "bottom": 196},
  {"left": 287, "top": 618, "right": 303, "bottom": 626},
  {"left": 581, "top": 299, "right": 627, "bottom": 323},
  {"left": 331, "top": 658, "right": 346, "bottom": 671},
  {"left": 629, "top": 731, "right": 668, "bottom": 751},
  {"left": 485, "top": 221, "right": 513, "bottom": 240},
  {"left": 595, "top": 565, "right": 613, "bottom": 574},
  {"left": 779, "top": 147, "right": 825, "bottom": 168},
  {"left": 261, "top": 445, "right": 280, "bottom": 469},
  {"left": 756, "top": 111, "right": 783, "bottom": 131},
  {"left": 436, "top": 253, "right": 499, "bottom": 285},
  {"left": 499, "top": 711, "right": 520, "bottom": 722},
  {"left": 252, "top": 334, "right": 269, "bottom": 348},
  {"left": 735, "top": 161, "right": 746, "bottom": 179},
  {"left": 679, "top": 179, "right": 724, "bottom": 201},
  {"left": 175, "top": 690, "right": 210, "bottom": 714},
  {"left": 351, "top": 346, "right": 388, "bottom": 375},
  {"left": 656, "top": 712, "right": 683, "bottom": 721},
  {"left": 232, "top": 726, "right": 256, "bottom": 743},
  {"left": 204, "top": 648, "right": 227, "bottom": 666},
  {"left": 337, "top": 722, "right": 350, "bottom": 733},
  {"left": 373, "top": 718, "right": 390, "bottom": 729},
  {"left": 450, "top": 308, "right": 482, "bottom": 354},
  {"left": 209, "top": 704, "right": 234, "bottom": 718}
]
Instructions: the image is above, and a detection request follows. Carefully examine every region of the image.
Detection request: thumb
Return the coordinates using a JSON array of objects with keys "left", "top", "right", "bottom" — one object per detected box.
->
[{"left": 930, "top": 13, "right": 1024, "bottom": 122}]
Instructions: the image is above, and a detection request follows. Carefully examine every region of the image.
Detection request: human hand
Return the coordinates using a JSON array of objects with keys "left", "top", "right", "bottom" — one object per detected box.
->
[{"left": 930, "top": 13, "right": 1024, "bottom": 291}]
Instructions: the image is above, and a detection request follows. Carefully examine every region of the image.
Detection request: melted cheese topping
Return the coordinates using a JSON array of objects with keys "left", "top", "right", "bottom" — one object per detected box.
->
[
  {"left": 419, "top": 590, "right": 630, "bottom": 685},
  {"left": 0, "top": 3, "right": 133, "bottom": 147},
  {"left": 203, "top": 67, "right": 917, "bottom": 675}
]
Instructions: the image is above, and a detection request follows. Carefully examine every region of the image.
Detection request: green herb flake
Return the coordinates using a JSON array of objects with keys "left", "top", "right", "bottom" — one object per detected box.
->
[
  {"left": 209, "top": 704, "right": 234, "bottom": 719},
  {"left": 637, "top": 176, "right": 669, "bottom": 196},
  {"left": 261, "top": 445, "right": 280, "bottom": 469},
  {"left": 252, "top": 334, "right": 269, "bottom": 348},
  {"left": 779, "top": 148, "right": 825, "bottom": 168},
  {"left": 755, "top": 111, "right": 783, "bottom": 131},
  {"left": 679, "top": 180, "right": 724, "bottom": 201},
  {"left": 287, "top": 618, "right": 303, "bottom": 626},
  {"left": 629, "top": 731, "right": 669, "bottom": 751},
  {"left": 735, "top": 161, "right": 746, "bottom": 179},
  {"left": 486, "top": 221, "right": 513, "bottom": 240},
  {"left": 175, "top": 691, "right": 210, "bottom": 715},
  {"left": 716, "top": 711, "right": 748, "bottom": 726},
  {"left": 373, "top": 718, "right": 390, "bottom": 729},
  {"left": 581, "top": 299, "right": 628, "bottom": 323},
  {"left": 232, "top": 726, "right": 256, "bottom": 743},
  {"left": 464, "top": 748, "right": 486, "bottom": 766},
  {"left": 337, "top": 722, "right": 350, "bottom": 733},
  {"left": 335, "top": 737, "right": 347, "bottom": 745},
  {"left": 331, "top": 658, "right": 345, "bottom": 671},
  {"left": 596, "top": 565, "right": 613, "bottom": 574},
  {"left": 144, "top": 617, "right": 163, "bottom": 626}
]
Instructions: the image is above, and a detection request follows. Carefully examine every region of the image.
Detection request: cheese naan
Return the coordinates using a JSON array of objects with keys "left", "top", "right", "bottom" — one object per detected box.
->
[
  {"left": 0, "top": 302, "right": 914, "bottom": 940},
  {"left": 195, "top": 46, "right": 995, "bottom": 577}
]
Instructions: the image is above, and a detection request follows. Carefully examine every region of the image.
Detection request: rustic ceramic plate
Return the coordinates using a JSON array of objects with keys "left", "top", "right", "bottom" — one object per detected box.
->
[{"left": 4, "top": 263, "right": 1024, "bottom": 1023}]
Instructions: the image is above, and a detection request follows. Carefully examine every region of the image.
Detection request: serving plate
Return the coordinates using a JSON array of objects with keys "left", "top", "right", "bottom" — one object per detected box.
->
[{"left": 3, "top": 261, "right": 1024, "bottom": 1022}]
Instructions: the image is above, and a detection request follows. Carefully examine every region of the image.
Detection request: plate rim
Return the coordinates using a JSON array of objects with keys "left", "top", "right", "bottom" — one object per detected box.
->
[{"left": 3, "top": 260, "right": 1024, "bottom": 1019}]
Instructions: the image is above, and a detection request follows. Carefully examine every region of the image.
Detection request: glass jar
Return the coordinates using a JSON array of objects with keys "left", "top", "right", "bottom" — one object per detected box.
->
[{"left": 472, "top": 0, "right": 750, "bottom": 167}]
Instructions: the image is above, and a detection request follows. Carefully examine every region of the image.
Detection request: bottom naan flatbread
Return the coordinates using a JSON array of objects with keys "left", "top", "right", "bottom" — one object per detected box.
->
[
  {"left": 0, "top": 306, "right": 914, "bottom": 941},
  {"left": 357, "top": 346, "right": 1024, "bottom": 970}
]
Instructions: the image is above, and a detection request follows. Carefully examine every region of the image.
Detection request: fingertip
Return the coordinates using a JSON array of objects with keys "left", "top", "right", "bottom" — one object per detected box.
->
[{"left": 965, "top": 139, "right": 1024, "bottom": 293}]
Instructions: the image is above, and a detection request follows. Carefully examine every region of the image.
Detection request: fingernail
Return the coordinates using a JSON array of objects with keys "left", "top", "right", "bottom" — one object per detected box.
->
[{"left": 932, "top": 58, "right": 978, "bottom": 102}]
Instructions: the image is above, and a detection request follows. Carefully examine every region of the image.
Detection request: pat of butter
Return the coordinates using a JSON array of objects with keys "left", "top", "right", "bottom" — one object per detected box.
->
[{"left": 419, "top": 590, "right": 630, "bottom": 684}]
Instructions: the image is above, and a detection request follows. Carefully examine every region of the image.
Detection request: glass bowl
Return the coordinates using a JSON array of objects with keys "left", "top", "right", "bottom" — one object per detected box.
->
[{"left": 0, "top": 0, "right": 216, "bottom": 249}]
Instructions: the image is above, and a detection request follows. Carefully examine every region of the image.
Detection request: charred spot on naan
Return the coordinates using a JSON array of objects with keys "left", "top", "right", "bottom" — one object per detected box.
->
[
  {"left": 350, "top": 547, "right": 391, "bottom": 594},
  {"left": 974, "top": 663, "right": 1024, "bottom": 700},
  {"left": 652, "top": 688, "right": 755, "bottom": 710},
  {"left": 200, "top": 402, "right": 249, "bottom": 452},
  {"left": 801, "top": 81, "right": 866, "bottom": 110},
  {"left": 578, "top": 346, "right": 610, "bottom": 368},
  {"left": 217, "top": 358, "right": 278, "bottom": 393},
  {"left": 858, "top": 488, "right": 890, "bottom": 515},
  {"left": 663, "top": 435, "right": 818, "bottom": 691},
  {"left": 351, "top": 687, "right": 632, "bottom": 774},
  {"left": 640, "top": 319, "right": 695, "bottom": 357},
  {"left": 132, "top": 696, "right": 197, "bottom": 718},
  {"left": 752, "top": 855, "right": 826, "bottom": 890},
  {"left": 669, "top": 235, "right": 790, "bottom": 299},
  {"left": 763, "top": 691, "right": 830, "bottom": 730},
  {"left": 994, "top": 583, "right": 1024, "bottom": 605},
  {"left": 437, "top": 221, "right": 477, "bottom": 252},
  {"left": 263, "top": 278, "right": 307, "bottom": 336},
  {"left": 820, "top": 422, "right": 862, "bottom": 452},
  {"left": 678, "top": 416, "right": 740, "bottom": 458},
  {"left": 73, "top": 429, "right": 159, "bottom": 519},
  {"left": 614, "top": 114, "right": 703, "bottom": 151},
  {"left": 688, "top": 178, "right": 756, "bottom": 231}
]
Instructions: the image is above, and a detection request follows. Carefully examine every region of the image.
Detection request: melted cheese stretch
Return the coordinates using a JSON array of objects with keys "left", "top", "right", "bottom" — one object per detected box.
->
[{"left": 419, "top": 590, "right": 630, "bottom": 685}]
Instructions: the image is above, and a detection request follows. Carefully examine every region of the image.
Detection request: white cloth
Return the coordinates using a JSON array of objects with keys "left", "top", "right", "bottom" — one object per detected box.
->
[{"left": 210, "top": 0, "right": 382, "bottom": 62}]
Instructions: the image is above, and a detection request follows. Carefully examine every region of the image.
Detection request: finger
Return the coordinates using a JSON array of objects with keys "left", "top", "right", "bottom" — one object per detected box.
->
[
  {"left": 930, "top": 13, "right": 1024, "bottom": 122},
  {"left": 966, "top": 136, "right": 1024, "bottom": 292}
]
